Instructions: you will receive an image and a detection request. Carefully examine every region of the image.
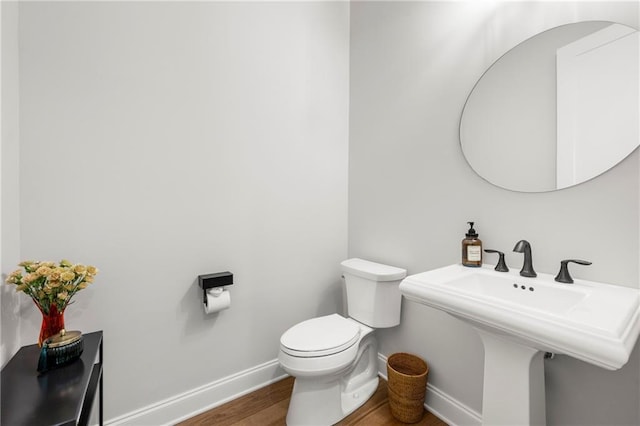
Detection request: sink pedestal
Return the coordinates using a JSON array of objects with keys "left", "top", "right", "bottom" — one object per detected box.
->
[{"left": 476, "top": 329, "right": 546, "bottom": 426}]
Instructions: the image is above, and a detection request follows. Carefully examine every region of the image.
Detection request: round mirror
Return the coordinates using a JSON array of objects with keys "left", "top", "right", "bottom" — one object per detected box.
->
[{"left": 460, "top": 21, "right": 639, "bottom": 192}]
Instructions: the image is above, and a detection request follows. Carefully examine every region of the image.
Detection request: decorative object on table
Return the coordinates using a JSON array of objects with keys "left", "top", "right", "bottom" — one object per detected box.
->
[
  {"left": 5, "top": 260, "right": 99, "bottom": 346},
  {"left": 37, "top": 329, "right": 84, "bottom": 373}
]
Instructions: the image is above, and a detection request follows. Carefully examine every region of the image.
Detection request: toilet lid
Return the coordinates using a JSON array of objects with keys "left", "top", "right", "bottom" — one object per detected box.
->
[{"left": 280, "top": 314, "right": 360, "bottom": 357}]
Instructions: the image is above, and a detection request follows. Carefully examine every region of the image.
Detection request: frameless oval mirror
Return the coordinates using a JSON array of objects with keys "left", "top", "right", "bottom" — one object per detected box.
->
[{"left": 460, "top": 21, "right": 639, "bottom": 192}]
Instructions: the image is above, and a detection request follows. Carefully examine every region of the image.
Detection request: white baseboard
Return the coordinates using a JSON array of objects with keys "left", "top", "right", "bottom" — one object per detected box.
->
[
  {"left": 377, "top": 353, "right": 482, "bottom": 426},
  {"left": 106, "top": 359, "right": 287, "bottom": 426},
  {"left": 107, "top": 354, "right": 480, "bottom": 426}
]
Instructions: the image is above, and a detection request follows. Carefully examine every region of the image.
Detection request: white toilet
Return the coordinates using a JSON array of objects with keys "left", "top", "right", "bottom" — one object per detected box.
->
[{"left": 278, "top": 258, "right": 407, "bottom": 425}]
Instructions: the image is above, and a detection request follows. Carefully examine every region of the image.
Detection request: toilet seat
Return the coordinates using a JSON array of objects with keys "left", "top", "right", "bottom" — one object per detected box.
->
[{"left": 280, "top": 314, "right": 360, "bottom": 357}]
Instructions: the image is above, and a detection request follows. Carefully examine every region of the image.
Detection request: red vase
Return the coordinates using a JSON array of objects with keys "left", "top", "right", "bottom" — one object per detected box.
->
[{"left": 38, "top": 304, "right": 65, "bottom": 347}]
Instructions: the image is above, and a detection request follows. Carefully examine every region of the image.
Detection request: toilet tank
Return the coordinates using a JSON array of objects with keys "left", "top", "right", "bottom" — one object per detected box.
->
[{"left": 341, "top": 258, "right": 407, "bottom": 328}]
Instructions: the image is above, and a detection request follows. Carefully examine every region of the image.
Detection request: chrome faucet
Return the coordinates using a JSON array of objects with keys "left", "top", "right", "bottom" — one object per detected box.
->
[{"left": 513, "top": 240, "right": 536, "bottom": 277}]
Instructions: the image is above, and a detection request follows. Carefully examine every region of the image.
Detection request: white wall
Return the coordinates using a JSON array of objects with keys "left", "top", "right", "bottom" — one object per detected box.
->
[
  {"left": 9, "top": 1, "right": 640, "bottom": 424},
  {"left": 17, "top": 2, "right": 349, "bottom": 420},
  {"left": 349, "top": 1, "right": 639, "bottom": 425},
  {"left": 1, "top": 0, "right": 22, "bottom": 369}
]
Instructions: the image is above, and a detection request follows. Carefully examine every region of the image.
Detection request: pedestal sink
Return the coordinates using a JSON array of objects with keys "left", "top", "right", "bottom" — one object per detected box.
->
[{"left": 399, "top": 264, "right": 640, "bottom": 425}]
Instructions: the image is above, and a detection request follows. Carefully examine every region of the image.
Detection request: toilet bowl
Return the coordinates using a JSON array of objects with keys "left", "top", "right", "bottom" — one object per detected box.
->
[
  {"left": 279, "top": 314, "right": 379, "bottom": 425},
  {"left": 278, "top": 258, "right": 406, "bottom": 425}
]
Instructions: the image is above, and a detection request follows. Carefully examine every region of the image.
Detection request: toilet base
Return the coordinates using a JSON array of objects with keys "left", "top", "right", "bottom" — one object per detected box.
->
[
  {"left": 341, "top": 376, "right": 379, "bottom": 419},
  {"left": 285, "top": 332, "right": 378, "bottom": 425},
  {"left": 286, "top": 374, "right": 378, "bottom": 426}
]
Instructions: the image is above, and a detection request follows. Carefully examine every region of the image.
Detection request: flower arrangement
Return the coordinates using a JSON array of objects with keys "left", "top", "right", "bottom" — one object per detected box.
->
[{"left": 6, "top": 260, "right": 99, "bottom": 314}]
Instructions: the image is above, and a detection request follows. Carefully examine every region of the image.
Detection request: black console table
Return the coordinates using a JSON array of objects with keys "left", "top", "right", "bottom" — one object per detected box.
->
[{"left": 1, "top": 331, "right": 103, "bottom": 426}]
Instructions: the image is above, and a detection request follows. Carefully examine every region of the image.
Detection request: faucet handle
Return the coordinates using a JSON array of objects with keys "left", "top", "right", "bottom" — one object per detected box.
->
[
  {"left": 554, "top": 259, "right": 592, "bottom": 284},
  {"left": 484, "top": 249, "right": 509, "bottom": 272}
]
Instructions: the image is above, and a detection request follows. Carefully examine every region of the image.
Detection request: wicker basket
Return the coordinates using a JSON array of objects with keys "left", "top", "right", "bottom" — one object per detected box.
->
[{"left": 387, "top": 352, "right": 429, "bottom": 423}]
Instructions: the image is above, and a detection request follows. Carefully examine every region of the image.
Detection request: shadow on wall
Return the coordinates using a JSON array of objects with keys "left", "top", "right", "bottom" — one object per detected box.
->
[
  {"left": 179, "top": 278, "right": 224, "bottom": 339},
  {"left": 315, "top": 277, "right": 346, "bottom": 318},
  {"left": 1, "top": 285, "right": 23, "bottom": 367}
]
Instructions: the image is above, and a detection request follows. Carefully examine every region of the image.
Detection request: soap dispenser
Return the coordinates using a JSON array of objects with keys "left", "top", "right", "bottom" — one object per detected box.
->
[{"left": 462, "top": 222, "right": 482, "bottom": 267}]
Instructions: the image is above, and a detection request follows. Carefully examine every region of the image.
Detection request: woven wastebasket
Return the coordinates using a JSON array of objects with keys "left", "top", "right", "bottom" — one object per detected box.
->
[{"left": 387, "top": 352, "right": 429, "bottom": 423}]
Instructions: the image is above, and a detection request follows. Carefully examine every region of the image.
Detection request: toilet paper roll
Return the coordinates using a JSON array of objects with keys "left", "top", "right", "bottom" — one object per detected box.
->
[{"left": 204, "top": 287, "right": 231, "bottom": 314}]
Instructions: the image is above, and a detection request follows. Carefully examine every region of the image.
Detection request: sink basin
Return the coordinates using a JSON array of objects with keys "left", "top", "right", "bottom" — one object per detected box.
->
[
  {"left": 400, "top": 264, "right": 640, "bottom": 425},
  {"left": 446, "top": 269, "right": 587, "bottom": 314},
  {"left": 400, "top": 263, "right": 640, "bottom": 370}
]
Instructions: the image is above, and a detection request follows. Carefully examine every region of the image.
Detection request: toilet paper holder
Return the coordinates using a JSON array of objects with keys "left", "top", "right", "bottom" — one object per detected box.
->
[{"left": 198, "top": 271, "right": 233, "bottom": 304}]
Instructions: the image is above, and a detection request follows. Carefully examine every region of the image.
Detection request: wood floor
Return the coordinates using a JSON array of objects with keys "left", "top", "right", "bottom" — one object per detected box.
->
[{"left": 178, "top": 376, "right": 447, "bottom": 426}]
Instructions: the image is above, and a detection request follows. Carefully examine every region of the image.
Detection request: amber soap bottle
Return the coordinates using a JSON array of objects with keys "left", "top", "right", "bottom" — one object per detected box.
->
[{"left": 462, "top": 222, "right": 482, "bottom": 267}]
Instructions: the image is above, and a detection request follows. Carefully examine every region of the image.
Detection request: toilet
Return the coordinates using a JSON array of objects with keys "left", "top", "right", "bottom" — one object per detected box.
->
[{"left": 278, "top": 258, "right": 407, "bottom": 425}]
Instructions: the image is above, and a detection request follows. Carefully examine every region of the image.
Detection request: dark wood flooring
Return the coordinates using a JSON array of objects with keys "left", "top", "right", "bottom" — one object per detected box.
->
[{"left": 178, "top": 376, "right": 447, "bottom": 426}]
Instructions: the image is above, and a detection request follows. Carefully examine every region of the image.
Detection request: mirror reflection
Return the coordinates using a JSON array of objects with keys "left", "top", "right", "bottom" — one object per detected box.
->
[{"left": 460, "top": 21, "right": 639, "bottom": 193}]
